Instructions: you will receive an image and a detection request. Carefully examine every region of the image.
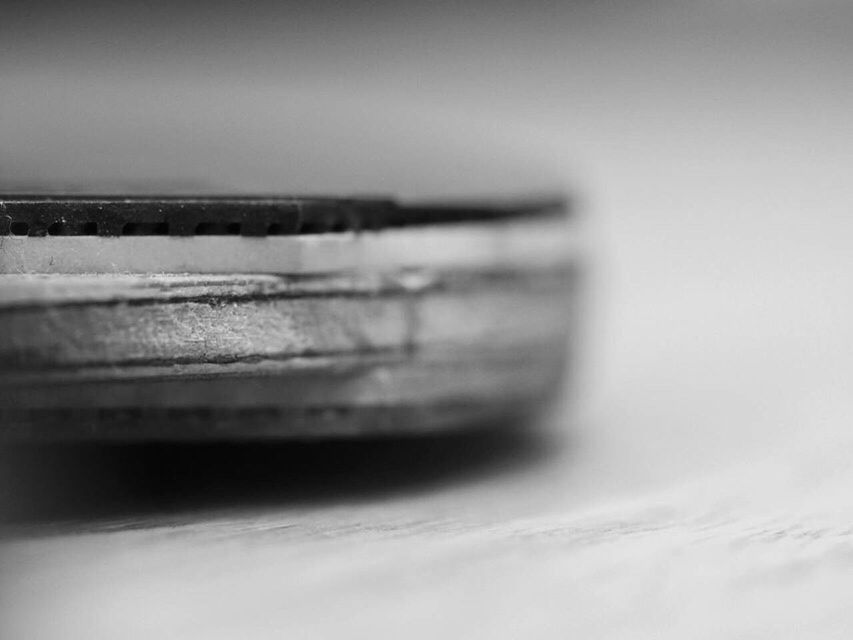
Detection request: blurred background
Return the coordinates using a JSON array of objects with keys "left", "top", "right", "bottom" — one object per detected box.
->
[{"left": 2, "top": 1, "right": 853, "bottom": 637}]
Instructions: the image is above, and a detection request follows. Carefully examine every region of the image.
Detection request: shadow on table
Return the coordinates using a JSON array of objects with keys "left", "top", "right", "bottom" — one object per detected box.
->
[{"left": 0, "top": 418, "right": 569, "bottom": 536}]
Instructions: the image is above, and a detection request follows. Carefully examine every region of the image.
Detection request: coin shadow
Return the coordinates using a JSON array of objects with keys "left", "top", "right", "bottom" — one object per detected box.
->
[{"left": 0, "top": 416, "right": 569, "bottom": 536}]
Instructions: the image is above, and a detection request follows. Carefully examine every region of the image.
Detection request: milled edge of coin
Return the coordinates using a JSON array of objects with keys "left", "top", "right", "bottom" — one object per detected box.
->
[
  {"left": 0, "top": 195, "right": 568, "bottom": 237},
  {"left": 0, "top": 195, "right": 579, "bottom": 440}
]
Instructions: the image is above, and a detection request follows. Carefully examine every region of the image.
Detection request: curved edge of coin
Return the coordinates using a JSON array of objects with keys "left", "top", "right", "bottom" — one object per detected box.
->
[{"left": 0, "top": 267, "right": 577, "bottom": 441}]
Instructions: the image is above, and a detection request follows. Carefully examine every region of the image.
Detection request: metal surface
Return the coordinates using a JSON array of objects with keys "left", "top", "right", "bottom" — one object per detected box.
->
[{"left": 0, "top": 197, "right": 577, "bottom": 441}]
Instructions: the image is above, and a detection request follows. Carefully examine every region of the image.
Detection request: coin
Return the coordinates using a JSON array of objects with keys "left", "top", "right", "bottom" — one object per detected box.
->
[{"left": 0, "top": 196, "right": 578, "bottom": 441}]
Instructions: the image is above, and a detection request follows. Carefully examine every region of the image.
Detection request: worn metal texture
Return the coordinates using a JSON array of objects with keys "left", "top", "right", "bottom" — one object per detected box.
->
[{"left": 0, "top": 199, "right": 578, "bottom": 441}]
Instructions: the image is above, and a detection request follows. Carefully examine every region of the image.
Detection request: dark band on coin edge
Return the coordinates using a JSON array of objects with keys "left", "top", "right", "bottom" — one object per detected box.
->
[{"left": 0, "top": 195, "right": 568, "bottom": 238}]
